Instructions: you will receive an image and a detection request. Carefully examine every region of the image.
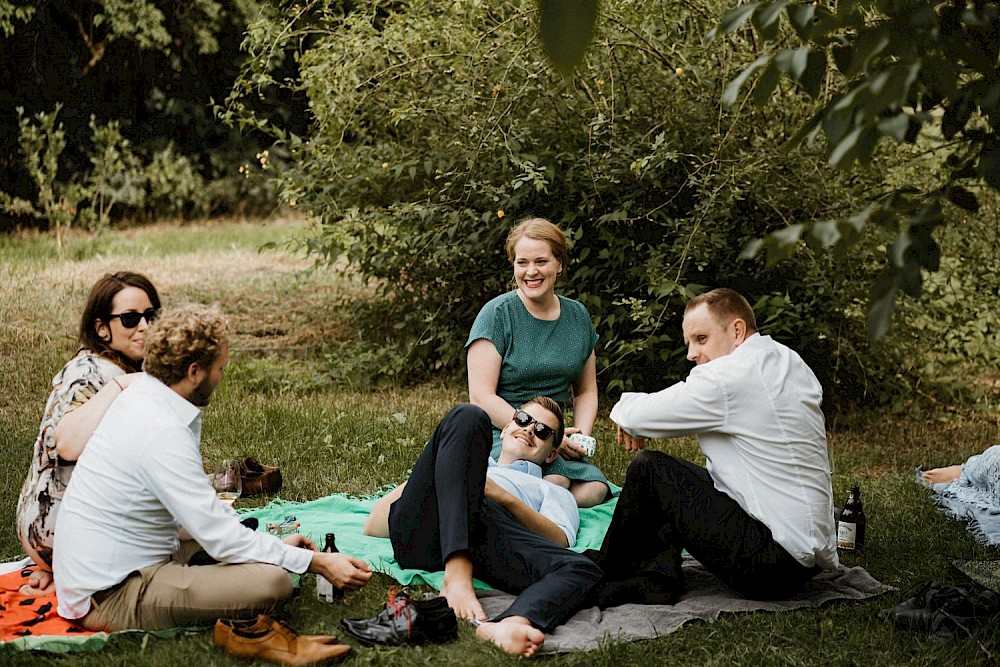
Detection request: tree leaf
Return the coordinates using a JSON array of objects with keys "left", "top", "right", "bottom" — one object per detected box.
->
[
  {"left": 714, "top": 2, "right": 762, "bottom": 38},
  {"left": 722, "top": 55, "right": 772, "bottom": 108},
  {"left": 539, "top": 0, "right": 599, "bottom": 75},
  {"left": 751, "top": 0, "right": 788, "bottom": 42},
  {"left": 799, "top": 48, "right": 827, "bottom": 98},
  {"left": 752, "top": 61, "right": 781, "bottom": 105},
  {"left": 867, "top": 268, "right": 900, "bottom": 341},
  {"left": 786, "top": 3, "right": 816, "bottom": 40},
  {"left": 977, "top": 147, "right": 1000, "bottom": 190},
  {"left": 944, "top": 185, "right": 980, "bottom": 212},
  {"left": 877, "top": 112, "right": 910, "bottom": 142}
]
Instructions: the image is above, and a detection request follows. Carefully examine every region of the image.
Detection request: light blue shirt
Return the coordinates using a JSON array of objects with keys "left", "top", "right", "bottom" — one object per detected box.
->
[{"left": 487, "top": 458, "right": 580, "bottom": 548}]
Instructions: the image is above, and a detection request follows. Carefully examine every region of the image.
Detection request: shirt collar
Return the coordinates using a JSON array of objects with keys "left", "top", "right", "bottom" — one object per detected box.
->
[
  {"left": 135, "top": 373, "right": 202, "bottom": 431},
  {"left": 488, "top": 458, "right": 543, "bottom": 478}
]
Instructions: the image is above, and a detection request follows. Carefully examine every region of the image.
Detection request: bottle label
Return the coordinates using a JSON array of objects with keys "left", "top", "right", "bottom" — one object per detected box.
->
[
  {"left": 316, "top": 575, "right": 335, "bottom": 602},
  {"left": 837, "top": 521, "right": 857, "bottom": 550}
]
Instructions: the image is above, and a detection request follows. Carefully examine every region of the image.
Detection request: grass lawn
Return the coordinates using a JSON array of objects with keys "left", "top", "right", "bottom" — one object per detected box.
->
[{"left": 1, "top": 219, "right": 998, "bottom": 665}]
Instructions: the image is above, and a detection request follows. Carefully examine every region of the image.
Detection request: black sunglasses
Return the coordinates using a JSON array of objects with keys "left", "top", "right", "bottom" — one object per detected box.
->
[
  {"left": 512, "top": 410, "right": 556, "bottom": 441},
  {"left": 109, "top": 308, "right": 159, "bottom": 329}
]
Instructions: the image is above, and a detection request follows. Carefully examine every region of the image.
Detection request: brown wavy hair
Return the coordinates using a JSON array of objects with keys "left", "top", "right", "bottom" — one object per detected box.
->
[
  {"left": 78, "top": 271, "right": 161, "bottom": 372},
  {"left": 143, "top": 304, "right": 228, "bottom": 386},
  {"left": 505, "top": 217, "right": 568, "bottom": 270}
]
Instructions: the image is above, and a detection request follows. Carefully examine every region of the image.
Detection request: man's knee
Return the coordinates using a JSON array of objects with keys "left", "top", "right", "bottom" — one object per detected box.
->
[
  {"left": 447, "top": 403, "right": 490, "bottom": 426},
  {"left": 442, "top": 404, "right": 492, "bottom": 451},
  {"left": 249, "top": 564, "right": 294, "bottom": 605},
  {"left": 627, "top": 450, "right": 671, "bottom": 480}
]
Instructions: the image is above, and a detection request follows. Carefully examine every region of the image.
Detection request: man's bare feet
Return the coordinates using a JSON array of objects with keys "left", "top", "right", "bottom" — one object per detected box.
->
[
  {"left": 923, "top": 465, "right": 962, "bottom": 485},
  {"left": 476, "top": 616, "right": 545, "bottom": 657},
  {"left": 19, "top": 568, "right": 55, "bottom": 596},
  {"left": 441, "top": 577, "right": 485, "bottom": 621}
]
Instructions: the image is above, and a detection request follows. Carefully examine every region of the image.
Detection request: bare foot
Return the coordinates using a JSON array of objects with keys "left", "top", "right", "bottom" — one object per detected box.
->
[
  {"left": 476, "top": 617, "right": 545, "bottom": 657},
  {"left": 923, "top": 465, "right": 962, "bottom": 485},
  {"left": 19, "top": 568, "right": 55, "bottom": 596},
  {"left": 441, "top": 577, "right": 485, "bottom": 622}
]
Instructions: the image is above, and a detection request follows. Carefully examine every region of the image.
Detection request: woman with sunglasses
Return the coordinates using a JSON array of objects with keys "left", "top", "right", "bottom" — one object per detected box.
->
[
  {"left": 16, "top": 271, "right": 161, "bottom": 594},
  {"left": 467, "top": 218, "right": 612, "bottom": 508}
]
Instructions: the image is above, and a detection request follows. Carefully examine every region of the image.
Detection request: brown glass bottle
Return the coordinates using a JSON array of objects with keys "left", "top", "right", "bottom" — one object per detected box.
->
[
  {"left": 316, "top": 532, "right": 342, "bottom": 601},
  {"left": 836, "top": 485, "right": 866, "bottom": 550}
]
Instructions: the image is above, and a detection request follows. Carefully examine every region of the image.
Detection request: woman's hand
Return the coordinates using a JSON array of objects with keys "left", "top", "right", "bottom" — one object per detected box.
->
[{"left": 556, "top": 427, "right": 586, "bottom": 460}]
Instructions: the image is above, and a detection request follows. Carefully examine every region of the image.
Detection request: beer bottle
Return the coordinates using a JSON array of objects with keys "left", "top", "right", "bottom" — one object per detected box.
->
[
  {"left": 315, "top": 532, "right": 341, "bottom": 602},
  {"left": 836, "top": 485, "right": 867, "bottom": 550}
]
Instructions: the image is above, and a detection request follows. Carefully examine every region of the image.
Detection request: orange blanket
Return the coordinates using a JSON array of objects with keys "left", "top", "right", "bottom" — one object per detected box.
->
[{"left": 0, "top": 566, "right": 95, "bottom": 642}]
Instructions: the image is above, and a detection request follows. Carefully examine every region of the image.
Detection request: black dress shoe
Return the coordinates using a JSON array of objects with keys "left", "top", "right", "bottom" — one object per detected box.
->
[
  {"left": 340, "top": 590, "right": 457, "bottom": 646},
  {"left": 880, "top": 581, "right": 1000, "bottom": 639}
]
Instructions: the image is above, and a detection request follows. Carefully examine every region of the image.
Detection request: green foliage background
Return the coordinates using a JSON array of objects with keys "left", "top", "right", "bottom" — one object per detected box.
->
[
  {"left": 0, "top": 0, "right": 307, "bottom": 230},
  {"left": 232, "top": 0, "right": 997, "bottom": 406}
]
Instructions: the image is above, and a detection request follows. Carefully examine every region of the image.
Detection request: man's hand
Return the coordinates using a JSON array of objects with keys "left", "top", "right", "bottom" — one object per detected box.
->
[
  {"left": 282, "top": 533, "right": 317, "bottom": 551},
  {"left": 309, "top": 551, "right": 373, "bottom": 590},
  {"left": 556, "top": 427, "right": 586, "bottom": 460},
  {"left": 617, "top": 425, "right": 646, "bottom": 452}
]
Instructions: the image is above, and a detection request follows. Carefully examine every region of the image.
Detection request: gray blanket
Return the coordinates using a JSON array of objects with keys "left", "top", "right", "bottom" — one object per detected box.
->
[{"left": 478, "top": 554, "right": 894, "bottom": 654}]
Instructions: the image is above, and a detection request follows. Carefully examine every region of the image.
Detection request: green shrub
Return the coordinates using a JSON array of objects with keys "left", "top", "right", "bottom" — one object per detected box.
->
[{"left": 235, "top": 0, "right": 996, "bottom": 406}]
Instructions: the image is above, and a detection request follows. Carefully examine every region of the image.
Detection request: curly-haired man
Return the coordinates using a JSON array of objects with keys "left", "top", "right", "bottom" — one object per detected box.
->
[{"left": 54, "top": 305, "right": 372, "bottom": 631}]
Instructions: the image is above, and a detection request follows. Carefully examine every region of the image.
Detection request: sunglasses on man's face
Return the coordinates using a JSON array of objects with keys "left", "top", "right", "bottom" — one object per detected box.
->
[
  {"left": 512, "top": 410, "right": 556, "bottom": 442},
  {"left": 109, "top": 308, "right": 159, "bottom": 329}
]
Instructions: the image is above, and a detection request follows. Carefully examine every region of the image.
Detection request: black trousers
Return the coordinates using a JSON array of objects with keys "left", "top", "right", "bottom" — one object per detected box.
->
[
  {"left": 596, "top": 451, "right": 818, "bottom": 600},
  {"left": 388, "top": 404, "right": 602, "bottom": 632}
]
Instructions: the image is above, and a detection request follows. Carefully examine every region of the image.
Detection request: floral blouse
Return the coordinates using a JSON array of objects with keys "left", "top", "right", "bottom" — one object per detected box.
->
[{"left": 16, "top": 350, "right": 123, "bottom": 566}]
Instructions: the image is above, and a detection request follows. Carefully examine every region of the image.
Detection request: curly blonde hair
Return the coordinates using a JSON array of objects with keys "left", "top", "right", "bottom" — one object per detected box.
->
[{"left": 143, "top": 304, "right": 229, "bottom": 386}]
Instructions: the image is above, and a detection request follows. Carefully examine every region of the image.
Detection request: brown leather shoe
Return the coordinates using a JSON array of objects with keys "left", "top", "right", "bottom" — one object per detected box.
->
[
  {"left": 214, "top": 615, "right": 350, "bottom": 664},
  {"left": 214, "top": 615, "right": 340, "bottom": 646},
  {"left": 239, "top": 457, "right": 283, "bottom": 497}
]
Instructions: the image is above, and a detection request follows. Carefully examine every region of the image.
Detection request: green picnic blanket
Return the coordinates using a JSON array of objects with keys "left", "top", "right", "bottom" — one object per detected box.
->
[{"left": 244, "top": 487, "right": 619, "bottom": 591}]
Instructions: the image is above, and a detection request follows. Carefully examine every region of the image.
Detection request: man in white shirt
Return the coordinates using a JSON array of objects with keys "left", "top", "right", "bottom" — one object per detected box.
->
[
  {"left": 54, "top": 305, "right": 372, "bottom": 631},
  {"left": 364, "top": 399, "right": 601, "bottom": 657},
  {"left": 591, "top": 288, "right": 838, "bottom": 607}
]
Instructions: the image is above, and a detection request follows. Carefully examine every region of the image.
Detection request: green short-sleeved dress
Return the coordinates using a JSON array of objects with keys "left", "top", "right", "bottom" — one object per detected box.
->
[{"left": 466, "top": 290, "right": 613, "bottom": 497}]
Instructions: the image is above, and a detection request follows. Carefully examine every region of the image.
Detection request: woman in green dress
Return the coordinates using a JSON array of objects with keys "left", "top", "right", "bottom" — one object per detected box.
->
[{"left": 466, "top": 217, "right": 611, "bottom": 507}]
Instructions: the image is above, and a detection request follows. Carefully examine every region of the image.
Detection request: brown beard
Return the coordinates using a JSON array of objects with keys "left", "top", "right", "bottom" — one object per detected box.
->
[{"left": 189, "top": 374, "right": 215, "bottom": 407}]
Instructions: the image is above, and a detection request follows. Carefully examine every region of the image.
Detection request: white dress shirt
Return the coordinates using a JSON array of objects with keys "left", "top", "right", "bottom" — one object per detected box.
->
[
  {"left": 54, "top": 374, "right": 312, "bottom": 620},
  {"left": 610, "top": 333, "right": 838, "bottom": 570},
  {"left": 487, "top": 459, "right": 580, "bottom": 548}
]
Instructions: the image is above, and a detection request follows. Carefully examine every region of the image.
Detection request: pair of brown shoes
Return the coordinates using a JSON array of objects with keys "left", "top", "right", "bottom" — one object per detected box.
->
[
  {"left": 239, "top": 457, "right": 283, "bottom": 497},
  {"left": 214, "top": 615, "right": 350, "bottom": 665}
]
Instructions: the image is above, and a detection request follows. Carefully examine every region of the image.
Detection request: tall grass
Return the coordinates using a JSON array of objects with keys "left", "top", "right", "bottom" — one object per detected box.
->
[{"left": 1, "top": 220, "right": 998, "bottom": 665}]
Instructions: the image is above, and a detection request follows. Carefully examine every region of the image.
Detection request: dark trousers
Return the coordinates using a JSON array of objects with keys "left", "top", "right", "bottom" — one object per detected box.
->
[
  {"left": 388, "top": 404, "right": 602, "bottom": 632},
  {"left": 596, "top": 451, "right": 818, "bottom": 600}
]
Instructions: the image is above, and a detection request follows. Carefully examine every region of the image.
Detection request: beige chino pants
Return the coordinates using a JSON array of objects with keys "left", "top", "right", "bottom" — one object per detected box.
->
[{"left": 80, "top": 541, "right": 293, "bottom": 632}]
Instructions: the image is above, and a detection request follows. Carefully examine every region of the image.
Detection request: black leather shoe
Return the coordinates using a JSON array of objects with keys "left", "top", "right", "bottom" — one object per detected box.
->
[
  {"left": 880, "top": 581, "right": 1000, "bottom": 639},
  {"left": 340, "top": 589, "right": 457, "bottom": 646}
]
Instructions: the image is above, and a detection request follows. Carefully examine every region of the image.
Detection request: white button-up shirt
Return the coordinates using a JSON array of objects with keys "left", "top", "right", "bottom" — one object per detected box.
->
[
  {"left": 610, "top": 333, "right": 838, "bottom": 570},
  {"left": 54, "top": 374, "right": 312, "bottom": 620}
]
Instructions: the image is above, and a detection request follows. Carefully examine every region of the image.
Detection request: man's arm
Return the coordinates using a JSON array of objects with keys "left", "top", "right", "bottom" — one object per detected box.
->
[
  {"left": 485, "top": 478, "right": 568, "bottom": 547},
  {"left": 610, "top": 369, "right": 727, "bottom": 441}
]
